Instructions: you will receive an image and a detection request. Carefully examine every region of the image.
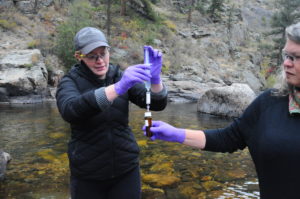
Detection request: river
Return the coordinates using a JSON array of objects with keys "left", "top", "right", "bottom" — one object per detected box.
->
[{"left": 0, "top": 102, "right": 259, "bottom": 199}]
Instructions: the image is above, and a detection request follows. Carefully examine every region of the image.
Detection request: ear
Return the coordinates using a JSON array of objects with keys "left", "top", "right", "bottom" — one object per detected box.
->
[{"left": 74, "top": 51, "right": 82, "bottom": 61}]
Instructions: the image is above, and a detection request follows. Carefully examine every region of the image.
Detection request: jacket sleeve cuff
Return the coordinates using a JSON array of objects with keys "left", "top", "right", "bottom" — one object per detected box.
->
[
  {"left": 151, "top": 83, "right": 167, "bottom": 99},
  {"left": 94, "top": 87, "right": 112, "bottom": 110}
]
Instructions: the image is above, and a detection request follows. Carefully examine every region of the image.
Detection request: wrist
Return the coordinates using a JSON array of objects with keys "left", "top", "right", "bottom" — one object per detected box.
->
[
  {"left": 151, "top": 77, "right": 161, "bottom": 84},
  {"left": 176, "top": 128, "right": 186, "bottom": 143},
  {"left": 106, "top": 85, "right": 119, "bottom": 101},
  {"left": 114, "top": 82, "right": 125, "bottom": 95}
]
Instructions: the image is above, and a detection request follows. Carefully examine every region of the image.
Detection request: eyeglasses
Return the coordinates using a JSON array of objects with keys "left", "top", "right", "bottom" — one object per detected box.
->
[
  {"left": 81, "top": 50, "right": 109, "bottom": 62},
  {"left": 282, "top": 50, "right": 300, "bottom": 63}
]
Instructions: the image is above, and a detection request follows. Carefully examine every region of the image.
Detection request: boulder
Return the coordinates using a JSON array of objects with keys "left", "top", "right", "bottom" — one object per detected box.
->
[
  {"left": 197, "top": 83, "right": 256, "bottom": 117},
  {"left": 0, "top": 49, "right": 48, "bottom": 101},
  {"left": 0, "top": 0, "right": 14, "bottom": 10}
]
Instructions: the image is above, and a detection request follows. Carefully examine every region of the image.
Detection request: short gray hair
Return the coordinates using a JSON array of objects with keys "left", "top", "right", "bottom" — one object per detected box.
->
[
  {"left": 272, "top": 22, "right": 300, "bottom": 96},
  {"left": 285, "top": 22, "right": 300, "bottom": 44}
]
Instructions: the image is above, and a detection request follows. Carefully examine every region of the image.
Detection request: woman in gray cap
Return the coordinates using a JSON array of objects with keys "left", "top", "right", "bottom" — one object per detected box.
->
[
  {"left": 56, "top": 27, "right": 167, "bottom": 199},
  {"left": 143, "top": 22, "right": 300, "bottom": 199}
]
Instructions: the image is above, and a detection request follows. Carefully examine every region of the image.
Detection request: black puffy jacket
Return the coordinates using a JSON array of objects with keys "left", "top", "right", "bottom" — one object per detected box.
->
[{"left": 56, "top": 62, "right": 167, "bottom": 180}]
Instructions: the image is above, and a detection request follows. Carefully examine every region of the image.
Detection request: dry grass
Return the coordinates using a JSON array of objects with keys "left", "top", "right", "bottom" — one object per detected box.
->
[{"left": 31, "top": 53, "right": 40, "bottom": 64}]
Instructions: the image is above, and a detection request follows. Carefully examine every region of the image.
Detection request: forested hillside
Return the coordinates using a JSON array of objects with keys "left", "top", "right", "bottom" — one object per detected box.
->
[{"left": 0, "top": 0, "right": 300, "bottom": 102}]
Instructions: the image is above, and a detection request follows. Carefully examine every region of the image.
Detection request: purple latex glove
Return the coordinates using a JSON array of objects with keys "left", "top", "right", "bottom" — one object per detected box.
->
[
  {"left": 145, "top": 46, "right": 162, "bottom": 84},
  {"left": 115, "top": 64, "right": 151, "bottom": 95},
  {"left": 142, "top": 120, "right": 186, "bottom": 143}
]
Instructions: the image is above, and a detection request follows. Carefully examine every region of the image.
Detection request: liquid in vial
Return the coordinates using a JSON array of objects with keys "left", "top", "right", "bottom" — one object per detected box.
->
[{"left": 144, "top": 111, "right": 152, "bottom": 137}]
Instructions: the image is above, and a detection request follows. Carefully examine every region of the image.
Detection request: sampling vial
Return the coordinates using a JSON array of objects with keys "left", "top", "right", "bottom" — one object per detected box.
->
[
  {"left": 144, "top": 46, "right": 152, "bottom": 134},
  {"left": 144, "top": 46, "right": 151, "bottom": 111},
  {"left": 144, "top": 111, "right": 152, "bottom": 137}
]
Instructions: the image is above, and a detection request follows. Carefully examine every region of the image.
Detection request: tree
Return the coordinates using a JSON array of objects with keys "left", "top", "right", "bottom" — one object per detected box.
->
[
  {"left": 120, "top": 0, "right": 127, "bottom": 16},
  {"left": 33, "top": 0, "right": 38, "bottom": 14},
  {"left": 207, "top": 0, "right": 225, "bottom": 21},
  {"left": 106, "top": 0, "right": 112, "bottom": 37},
  {"left": 54, "top": 0, "right": 95, "bottom": 68},
  {"left": 187, "top": 0, "right": 196, "bottom": 23},
  {"left": 226, "top": 4, "right": 236, "bottom": 58},
  {"left": 128, "top": 0, "right": 159, "bottom": 21},
  {"left": 195, "top": 0, "right": 209, "bottom": 14},
  {"left": 171, "top": 0, "right": 203, "bottom": 23}
]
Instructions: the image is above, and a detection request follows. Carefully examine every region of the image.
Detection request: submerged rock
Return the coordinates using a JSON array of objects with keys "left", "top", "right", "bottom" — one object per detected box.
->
[
  {"left": 0, "top": 150, "right": 12, "bottom": 181},
  {"left": 141, "top": 184, "right": 165, "bottom": 199},
  {"left": 142, "top": 173, "right": 180, "bottom": 187},
  {"left": 202, "top": 180, "right": 224, "bottom": 192}
]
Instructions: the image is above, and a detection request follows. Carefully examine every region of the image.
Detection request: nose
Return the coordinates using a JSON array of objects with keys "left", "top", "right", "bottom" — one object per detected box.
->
[
  {"left": 283, "top": 59, "right": 294, "bottom": 71},
  {"left": 283, "top": 58, "right": 294, "bottom": 68},
  {"left": 95, "top": 56, "right": 105, "bottom": 62}
]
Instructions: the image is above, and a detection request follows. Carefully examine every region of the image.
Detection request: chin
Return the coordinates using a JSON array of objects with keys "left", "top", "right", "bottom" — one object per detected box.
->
[
  {"left": 288, "top": 81, "right": 300, "bottom": 87},
  {"left": 94, "top": 71, "right": 107, "bottom": 78},
  {"left": 95, "top": 72, "right": 105, "bottom": 77}
]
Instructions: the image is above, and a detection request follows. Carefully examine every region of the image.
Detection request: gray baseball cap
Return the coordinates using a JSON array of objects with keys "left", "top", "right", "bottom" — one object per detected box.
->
[{"left": 74, "top": 27, "right": 110, "bottom": 54}]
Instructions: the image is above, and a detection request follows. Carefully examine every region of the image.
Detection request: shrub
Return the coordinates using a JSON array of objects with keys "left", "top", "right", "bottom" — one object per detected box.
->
[
  {"left": 31, "top": 53, "right": 40, "bottom": 64},
  {"left": 23, "top": 64, "right": 33, "bottom": 68},
  {"left": 163, "top": 20, "right": 177, "bottom": 32},
  {"left": 265, "top": 74, "right": 277, "bottom": 88},
  {"left": 0, "top": 19, "right": 17, "bottom": 30},
  {"left": 27, "top": 40, "right": 40, "bottom": 49},
  {"left": 54, "top": 0, "right": 97, "bottom": 69}
]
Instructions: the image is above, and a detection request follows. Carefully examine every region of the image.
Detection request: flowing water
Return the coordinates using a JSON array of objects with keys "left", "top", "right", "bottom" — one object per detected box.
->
[{"left": 0, "top": 102, "right": 259, "bottom": 199}]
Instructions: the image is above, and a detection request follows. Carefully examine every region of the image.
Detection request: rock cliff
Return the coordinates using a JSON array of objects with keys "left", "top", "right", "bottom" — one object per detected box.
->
[{"left": 0, "top": 0, "right": 275, "bottom": 113}]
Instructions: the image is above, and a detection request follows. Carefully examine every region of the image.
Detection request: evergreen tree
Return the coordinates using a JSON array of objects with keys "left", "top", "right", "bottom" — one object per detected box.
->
[
  {"left": 171, "top": 0, "right": 210, "bottom": 22},
  {"left": 54, "top": 0, "right": 96, "bottom": 68},
  {"left": 207, "top": 0, "right": 225, "bottom": 21},
  {"left": 120, "top": 0, "right": 127, "bottom": 16},
  {"left": 195, "top": 0, "right": 209, "bottom": 14},
  {"left": 187, "top": 0, "right": 196, "bottom": 23},
  {"left": 127, "top": 0, "right": 159, "bottom": 21},
  {"left": 106, "top": 0, "right": 112, "bottom": 37}
]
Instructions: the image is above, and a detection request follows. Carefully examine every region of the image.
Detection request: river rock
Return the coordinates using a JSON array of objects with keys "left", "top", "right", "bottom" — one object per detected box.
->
[
  {"left": 201, "top": 180, "right": 224, "bottom": 192},
  {"left": 0, "top": 49, "right": 48, "bottom": 102},
  {"left": 142, "top": 173, "right": 180, "bottom": 188},
  {"left": 0, "top": 0, "right": 14, "bottom": 9},
  {"left": 142, "top": 185, "right": 165, "bottom": 199},
  {"left": 197, "top": 83, "right": 256, "bottom": 117},
  {"left": 164, "top": 75, "right": 224, "bottom": 103},
  {"left": 0, "top": 150, "right": 11, "bottom": 181}
]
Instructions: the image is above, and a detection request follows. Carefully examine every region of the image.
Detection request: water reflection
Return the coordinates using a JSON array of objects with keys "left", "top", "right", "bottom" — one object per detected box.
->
[{"left": 0, "top": 102, "right": 259, "bottom": 199}]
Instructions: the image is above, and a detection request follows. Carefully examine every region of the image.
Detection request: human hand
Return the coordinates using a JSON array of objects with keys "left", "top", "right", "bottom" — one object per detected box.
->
[
  {"left": 142, "top": 120, "right": 186, "bottom": 143},
  {"left": 114, "top": 64, "right": 151, "bottom": 95},
  {"left": 145, "top": 46, "right": 162, "bottom": 84}
]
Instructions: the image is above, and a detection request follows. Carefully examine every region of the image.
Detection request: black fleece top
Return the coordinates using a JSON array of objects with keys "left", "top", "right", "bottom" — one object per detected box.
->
[
  {"left": 56, "top": 62, "right": 167, "bottom": 180},
  {"left": 204, "top": 89, "right": 300, "bottom": 199}
]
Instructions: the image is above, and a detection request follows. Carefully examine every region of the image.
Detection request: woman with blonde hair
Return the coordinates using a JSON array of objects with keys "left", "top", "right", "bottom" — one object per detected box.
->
[{"left": 57, "top": 27, "right": 167, "bottom": 199}]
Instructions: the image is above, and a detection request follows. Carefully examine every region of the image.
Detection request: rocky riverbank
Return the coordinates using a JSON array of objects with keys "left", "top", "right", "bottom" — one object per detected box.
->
[
  {"left": 0, "top": 47, "right": 257, "bottom": 117},
  {"left": 0, "top": 0, "right": 275, "bottom": 117}
]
